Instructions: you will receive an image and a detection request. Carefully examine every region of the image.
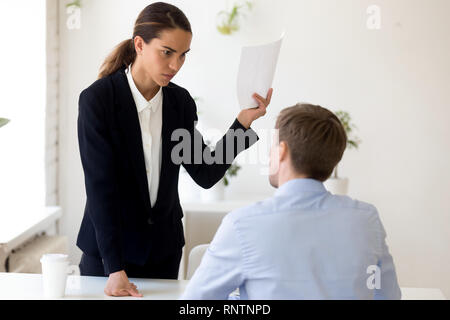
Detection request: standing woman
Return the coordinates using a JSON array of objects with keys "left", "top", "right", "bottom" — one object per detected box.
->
[{"left": 77, "top": 2, "right": 272, "bottom": 297}]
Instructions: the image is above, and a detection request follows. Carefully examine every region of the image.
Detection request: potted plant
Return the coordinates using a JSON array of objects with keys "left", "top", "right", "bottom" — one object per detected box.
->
[
  {"left": 223, "top": 162, "right": 241, "bottom": 187},
  {"left": 66, "top": 0, "right": 81, "bottom": 8},
  {"left": 216, "top": 1, "right": 253, "bottom": 35},
  {"left": 324, "top": 110, "right": 361, "bottom": 195},
  {"left": 0, "top": 118, "right": 10, "bottom": 128}
]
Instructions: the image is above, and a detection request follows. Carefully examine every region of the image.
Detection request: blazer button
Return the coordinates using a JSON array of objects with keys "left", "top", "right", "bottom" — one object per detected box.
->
[{"left": 147, "top": 218, "right": 154, "bottom": 225}]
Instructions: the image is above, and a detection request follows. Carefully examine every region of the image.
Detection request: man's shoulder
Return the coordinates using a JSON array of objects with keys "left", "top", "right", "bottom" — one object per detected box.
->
[
  {"left": 224, "top": 193, "right": 380, "bottom": 224},
  {"left": 323, "top": 193, "right": 380, "bottom": 224},
  {"left": 226, "top": 197, "right": 276, "bottom": 222},
  {"left": 327, "top": 194, "right": 378, "bottom": 213}
]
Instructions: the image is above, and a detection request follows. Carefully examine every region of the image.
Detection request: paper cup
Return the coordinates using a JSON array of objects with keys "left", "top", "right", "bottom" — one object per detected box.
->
[{"left": 40, "top": 254, "right": 78, "bottom": 299}]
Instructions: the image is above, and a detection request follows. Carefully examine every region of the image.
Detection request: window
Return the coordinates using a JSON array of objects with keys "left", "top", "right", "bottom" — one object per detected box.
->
[{"left": 0, "top": 1, "right": 46, "bottom": 209}]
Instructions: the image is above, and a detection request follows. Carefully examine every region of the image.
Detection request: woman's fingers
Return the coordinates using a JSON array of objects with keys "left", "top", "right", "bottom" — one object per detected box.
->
[
  {"left": 126, "top": 282, "right": 142, "bottom": 297},
  {"left": 103, "top": 271, "right": 142, "bottom": 298},
  {"left": 106, "top": 285, "right": 142, "bottom": 297},
  {"left": 253, "top": 88, "right": 273, "bottom": 108},
  {"left": 107, "top": 288, "right": 129, "bottom": 297},
  {"left": 253, "top": 93, "right": 266, "bottom": 106},
  {"left": 238, "top": 89, "right": 273, "bottom": 127},
  {"left": 266, "top": 88, "right": 273, "bottom": 104},
  {"left": 118, "top": 289, "right": 131, "bottom": 296},
  {"left": 111, "top": 287, "right": 142, "bottom": 297},
  {"left": 128, "top": 287, "right": 143, "bottom": 297},
  {"left": 253, "top": 93, "right": 263, "bottom": 101}
]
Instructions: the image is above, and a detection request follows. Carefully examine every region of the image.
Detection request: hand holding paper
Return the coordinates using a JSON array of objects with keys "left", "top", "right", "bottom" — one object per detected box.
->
[
  {"left": 237, "top": 35, "right": 283, "bottom": 110},
  {"left": 237, "top": 88, "right": 273, "bottom": 129}
]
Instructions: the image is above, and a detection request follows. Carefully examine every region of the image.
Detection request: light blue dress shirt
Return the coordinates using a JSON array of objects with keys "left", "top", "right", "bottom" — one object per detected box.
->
[{"left": 180, "top": 178, "right": 401, "bottom": 300}]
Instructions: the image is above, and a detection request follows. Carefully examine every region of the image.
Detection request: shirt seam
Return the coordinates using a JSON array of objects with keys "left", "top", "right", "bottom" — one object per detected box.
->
[{"left": 230, "top": 217, "right": 250, "bottom": 282}]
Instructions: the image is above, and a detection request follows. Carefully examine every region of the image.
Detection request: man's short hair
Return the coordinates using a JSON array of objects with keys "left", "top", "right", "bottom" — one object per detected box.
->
[{"left": 275, "top": 103, "right": 347, "bottom": 182}]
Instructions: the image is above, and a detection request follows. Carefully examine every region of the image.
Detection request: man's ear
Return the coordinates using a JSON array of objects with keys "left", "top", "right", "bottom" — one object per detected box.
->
[{"left": 279, "top": 141, "right": 288, "bottom": 162}]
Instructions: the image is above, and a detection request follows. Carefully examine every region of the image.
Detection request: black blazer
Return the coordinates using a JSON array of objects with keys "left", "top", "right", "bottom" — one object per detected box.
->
[{"left": 76, "top": 67, "right": 259, "bottom": 275}]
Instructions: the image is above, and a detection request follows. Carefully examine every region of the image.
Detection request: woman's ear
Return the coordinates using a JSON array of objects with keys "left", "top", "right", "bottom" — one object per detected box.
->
[{"left": 134, "top": 36, "right": 144, "bottom": 55}]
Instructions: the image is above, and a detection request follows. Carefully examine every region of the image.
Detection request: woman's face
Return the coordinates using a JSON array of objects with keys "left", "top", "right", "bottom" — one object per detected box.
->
[{"left": 136, "top": 28, "right": 192, "bottom": 87}]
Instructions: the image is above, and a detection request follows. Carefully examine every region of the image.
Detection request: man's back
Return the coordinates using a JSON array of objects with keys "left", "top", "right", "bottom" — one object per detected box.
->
[{"left": 181, "top": 178, "right": 401, "bottom": 300}]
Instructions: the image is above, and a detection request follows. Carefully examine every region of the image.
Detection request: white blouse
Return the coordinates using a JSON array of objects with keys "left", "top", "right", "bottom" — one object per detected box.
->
[{"left": 126, "top": 65, "right": 163, "bottom": 208}]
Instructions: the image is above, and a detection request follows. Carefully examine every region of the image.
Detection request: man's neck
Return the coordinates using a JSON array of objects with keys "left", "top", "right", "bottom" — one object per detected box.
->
[
  {"left": 278, "top": 172, "right": 309, "bottom": 188},
  {"left": 130, "top": 62, "right": 160, "bottom": 101}
]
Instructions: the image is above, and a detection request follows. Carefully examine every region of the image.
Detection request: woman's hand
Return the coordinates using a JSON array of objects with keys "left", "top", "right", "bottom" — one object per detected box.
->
[
  {"left": 237, "top": 88, "right": 273, "bottom": 129},
  {"left": 104, "top": 270, "right": 143, "bottom": 297}
]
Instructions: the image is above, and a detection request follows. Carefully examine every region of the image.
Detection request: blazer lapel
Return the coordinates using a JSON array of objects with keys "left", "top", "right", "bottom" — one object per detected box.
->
[
  {"left": 152, "top": 85, "right": 178, "bottom": 210},
  {"left": 112, "top": 69, "right": 152, "bottom": 213},
  {"left": 112, "top": 69, "right": 181, "bottom": 216}
]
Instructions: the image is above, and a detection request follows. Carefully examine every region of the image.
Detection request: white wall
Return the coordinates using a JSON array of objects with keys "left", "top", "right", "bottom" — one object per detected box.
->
[
  {"left": 58, "top": 0, "right": 450, "bottom": 297},
  {"left": 0, "top": 1, "right": 46, "bottom": 208}
]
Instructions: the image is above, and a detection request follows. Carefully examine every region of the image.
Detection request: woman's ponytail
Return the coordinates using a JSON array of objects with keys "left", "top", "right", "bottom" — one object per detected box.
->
[
  {"left": 98, "top": 39, "right": 136, "bottom": 79},
  {"left": 97, "top": 2, "right": 191, "bottom": 80}
]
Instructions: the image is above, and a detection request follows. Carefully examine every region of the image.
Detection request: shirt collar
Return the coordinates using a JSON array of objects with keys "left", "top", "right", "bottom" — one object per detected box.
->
[
  {"left": 126, "top": 64, "right": 162, "bottom": 114},
  {"left": 274, "top": 178, "right": 327, "bottom": 197}
]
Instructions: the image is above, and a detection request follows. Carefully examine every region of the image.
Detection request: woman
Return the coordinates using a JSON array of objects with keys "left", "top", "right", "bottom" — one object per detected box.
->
[{"left": 77, "top": 2, "right": 272, "bottom": 297}]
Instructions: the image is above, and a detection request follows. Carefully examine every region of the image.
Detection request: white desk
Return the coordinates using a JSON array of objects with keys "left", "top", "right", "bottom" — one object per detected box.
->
[
  {"left": 0, "top": 273, "right": 188, "bottom": 300},
  {"left": 0, "top": 273, "right": 445, "bottom": 300},
  {"left": 0, "top": 206, "right": 62, "bottom": 272}
]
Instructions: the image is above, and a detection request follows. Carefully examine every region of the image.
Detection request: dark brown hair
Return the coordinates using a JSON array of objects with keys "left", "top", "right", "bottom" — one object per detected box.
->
[
  {"left": 275, "top": 103, "right": 347, "bottom": 181},
  {"left": 98, "top": 2, "right": 192, "bottom": 79}
]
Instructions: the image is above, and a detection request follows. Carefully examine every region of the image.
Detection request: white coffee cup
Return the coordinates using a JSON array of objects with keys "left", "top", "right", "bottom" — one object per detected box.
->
[{"left": 40, "top": 253, "right": 79, "bottom": 299}]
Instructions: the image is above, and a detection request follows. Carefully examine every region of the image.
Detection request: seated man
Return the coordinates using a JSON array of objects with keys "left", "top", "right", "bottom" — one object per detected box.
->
[{"left": 180, "top": 103, "right": 401, "bottom": 300}]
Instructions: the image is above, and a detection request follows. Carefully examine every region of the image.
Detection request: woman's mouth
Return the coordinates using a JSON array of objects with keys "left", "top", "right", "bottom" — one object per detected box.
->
[{"left": 163, "top": 74, "right": 175, "bottom": 80}]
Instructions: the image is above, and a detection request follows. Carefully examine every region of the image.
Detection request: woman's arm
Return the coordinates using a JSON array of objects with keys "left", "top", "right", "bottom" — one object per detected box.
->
[
  {"left": 180, "top": 89, "right": 272, "bottom": 188},
  {"left": 77, "top": 89, "right": 124, "bottom": 275},
  {"left": 78, "top": 89, "right": 142, "bottom": 297}
]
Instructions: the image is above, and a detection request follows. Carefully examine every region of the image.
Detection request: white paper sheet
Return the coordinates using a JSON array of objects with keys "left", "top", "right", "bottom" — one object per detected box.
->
[{"left": 237, "top": 35, "right": 284, "bottom": 109}]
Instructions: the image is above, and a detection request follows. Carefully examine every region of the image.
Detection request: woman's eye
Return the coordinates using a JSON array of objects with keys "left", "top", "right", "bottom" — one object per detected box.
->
[{"left": 164, "top": 50, "right": 172, "bottom": 56}]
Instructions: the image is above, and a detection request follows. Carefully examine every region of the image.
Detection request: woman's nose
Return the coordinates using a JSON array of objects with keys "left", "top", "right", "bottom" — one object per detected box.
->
[{"left": 169, "top": 58, "right": 183, "bottom": 72}]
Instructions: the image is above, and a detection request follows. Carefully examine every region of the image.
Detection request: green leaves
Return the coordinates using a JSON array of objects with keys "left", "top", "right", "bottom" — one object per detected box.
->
[
  {"left": 66, "top": 0, "right": 82, "bottom": 8},
  {"left": 217, "top": 1, "right": 253, "bottom": 35},
  {"left": 0, "top": 118, "right": 10, "bottom": 128},
  {"left": 224, "top": 162, "right": 241, "bottom": 186},
  {"left": 335, "top": 110, "right": 361, "bottom": 150}
]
